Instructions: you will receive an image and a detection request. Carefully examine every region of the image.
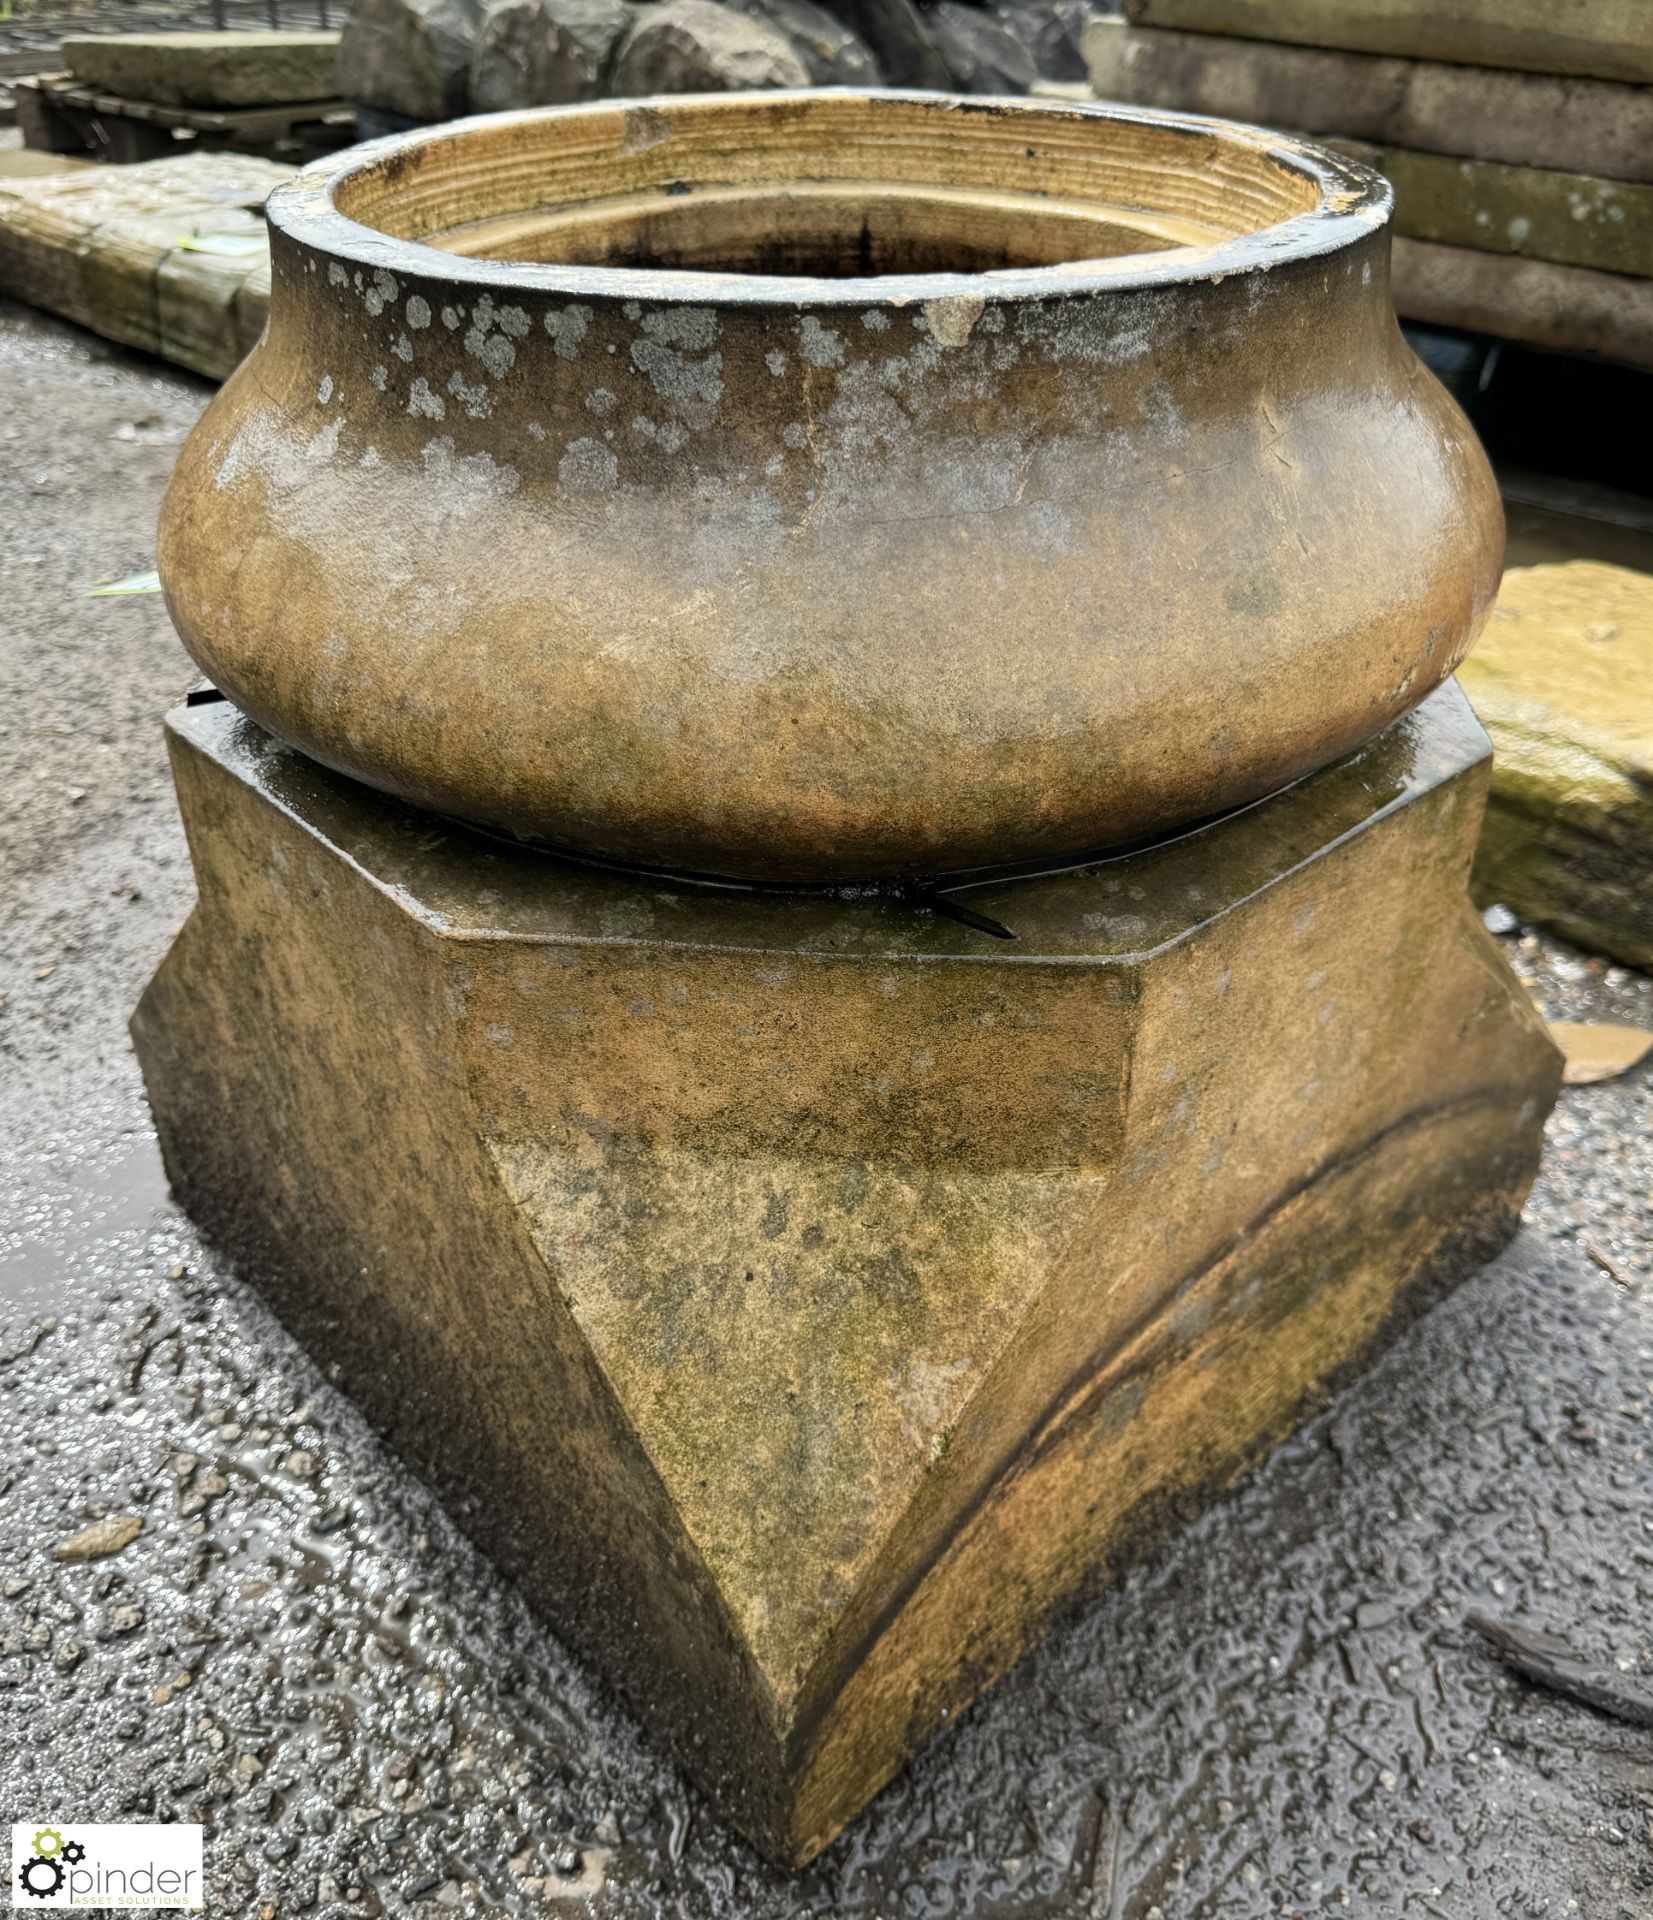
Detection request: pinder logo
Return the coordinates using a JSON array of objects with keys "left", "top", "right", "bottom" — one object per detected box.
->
[{"left": 10, "top": 1826, "right": 203, "bottom": 1910}]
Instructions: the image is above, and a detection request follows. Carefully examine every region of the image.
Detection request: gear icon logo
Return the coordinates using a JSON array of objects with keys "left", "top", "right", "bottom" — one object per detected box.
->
[
  {"left": 17, "top": 1853, "right": 64, "bottom": 1900},
  {"left": 17, "top": 1829, "right": 86, "bottom": 1899}
]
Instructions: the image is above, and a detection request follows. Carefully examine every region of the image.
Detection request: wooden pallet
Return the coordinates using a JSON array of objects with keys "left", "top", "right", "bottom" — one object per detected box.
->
[{"left": 15, "top": 70, "right": 353, "bottom": 163}]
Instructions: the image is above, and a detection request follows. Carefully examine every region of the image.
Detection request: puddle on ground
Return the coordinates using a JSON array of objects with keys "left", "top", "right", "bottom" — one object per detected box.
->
[{"left": 0, "top": 1127, "right": 170, "bottom": 1318}]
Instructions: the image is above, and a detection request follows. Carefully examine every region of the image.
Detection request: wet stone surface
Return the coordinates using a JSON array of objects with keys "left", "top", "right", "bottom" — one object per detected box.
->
[{"left": 2, "top": 299, "right": 1652, "bottom": 1918}]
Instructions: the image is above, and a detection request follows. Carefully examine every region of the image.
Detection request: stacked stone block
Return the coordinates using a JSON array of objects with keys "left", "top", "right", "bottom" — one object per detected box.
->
[{"left": 1087, "top": 2, "right": 1653, "bottom": 366}]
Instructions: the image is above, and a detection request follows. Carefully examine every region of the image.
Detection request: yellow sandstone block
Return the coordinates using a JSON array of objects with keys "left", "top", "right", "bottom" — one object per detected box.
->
[{"left": 134, "top": 683, "right": 1557, "bottom": 1862}]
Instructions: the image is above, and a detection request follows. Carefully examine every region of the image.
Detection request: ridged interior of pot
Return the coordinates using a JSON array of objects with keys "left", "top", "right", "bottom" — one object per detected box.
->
[{"left": 328, "top": 95, "right": 1326, "bottom": 277}]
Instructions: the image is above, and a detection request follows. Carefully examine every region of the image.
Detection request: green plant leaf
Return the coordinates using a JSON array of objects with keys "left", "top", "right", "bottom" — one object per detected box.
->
[
  {"left": 87, "top": 569, "right": 162, "bottom": 597},
  {"left": 176, "top": 233, "right": 267, "bottom": 257}
]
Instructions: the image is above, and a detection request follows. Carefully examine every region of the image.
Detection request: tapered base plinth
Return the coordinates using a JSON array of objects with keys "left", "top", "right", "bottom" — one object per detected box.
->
[{"left": 133, "top": 683, "right": 1560, "bottom": 1865}]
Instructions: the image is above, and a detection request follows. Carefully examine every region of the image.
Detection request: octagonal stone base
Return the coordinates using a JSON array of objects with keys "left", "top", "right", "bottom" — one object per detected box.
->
[{"left": 132, "top": 682, "right": 1559, "bottom": 1865}]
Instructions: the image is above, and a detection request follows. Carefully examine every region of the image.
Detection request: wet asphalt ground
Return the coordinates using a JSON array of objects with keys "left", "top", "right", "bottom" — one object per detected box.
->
[{"left": 1, "top": 297, "right": 1651, "bottom": 1918}]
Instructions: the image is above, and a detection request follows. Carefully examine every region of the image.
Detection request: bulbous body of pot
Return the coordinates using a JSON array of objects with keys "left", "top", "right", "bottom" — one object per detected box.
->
[{"left": 158, "top": 92, "right": 1503, "bottom": 881}]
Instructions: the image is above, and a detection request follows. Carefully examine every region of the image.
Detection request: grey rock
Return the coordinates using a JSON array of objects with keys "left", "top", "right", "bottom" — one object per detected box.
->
[
  {"left": 612, "top": 0, "right": 810, "bottom": 93},
  {"left": 51, "top": 1512, "right": 142, "bottom": 1562},
  {"left": 826, "top": 0, "right": 950, "bottom": 87},
  {"left": 469, "top": 0, "right": 632, "bottom": 107},
  {"left": 725, "top": 0, "right": 881, "bottom": 82},
  {"left": 101, "top": 1603, "right": 145, "bottom": 1638},
  {"left": 991, "top": 0, "right": 1097, "bottom": 80},
  {"left": 339, "top": 0, "right": 484, "bottom": 121},
  {"left": 929, "top": 0, "right": 1036, "bottom": 90}
]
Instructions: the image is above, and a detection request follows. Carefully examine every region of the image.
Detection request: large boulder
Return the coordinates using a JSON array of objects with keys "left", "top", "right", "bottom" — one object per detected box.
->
[
  {"left": 725, "top": 0, "right": 881, "bottom": 82},
  {"left": 929, "top": 0, "right": 1036, "bottom": 90},
  {"left": 991, "top": 0, "right": 1096, "bottom": 81},
  {"left": 612, "top": 0, "right": 810, "bottom": 92},
  {"left": 826, "top": 0, "right": 951, "bottom": 87},
  {"left": 469, "top": 0, "right": 632, "bottom": 107},
  {"left": 339, "top": 0, "right": 484, "bottom": 121}
]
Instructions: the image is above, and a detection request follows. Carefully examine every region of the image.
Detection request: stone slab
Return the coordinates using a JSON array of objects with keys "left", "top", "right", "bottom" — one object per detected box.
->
[
  {"left": 0, "top": 152, "right": 284, "bottom": 379},
  {"left": 132, "top": 680, "right": 1558, "bottom": 1863},
  {"left": 1461, "top": 557, "right": 1653, "bottom": 968},
  {"left": 1085, "top": 19, "right": 1653, "bottom": 185},
  {"left": 59, "top": 31, "right": 342, "bottom": 108},
  {"left": 1389, "top": 236, "right": 1653, "bottom": 368},
  {"left": 1087, "top": 24, "right": 1653, "bottom": 274},
  {"left": 0, "top": 149, "right": 95, "bottom": 179},
  {"left": 1120, "top": 0, "right": 1653, "bottom": 85},
  {"left": 1330, "top": 140, "right": 1653, "bottom": 278}
]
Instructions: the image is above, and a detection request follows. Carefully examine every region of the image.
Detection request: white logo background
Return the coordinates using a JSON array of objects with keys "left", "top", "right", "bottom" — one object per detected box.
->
[{"left": 11, "top": 1825, "right": 203, "bottom": 1910}]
